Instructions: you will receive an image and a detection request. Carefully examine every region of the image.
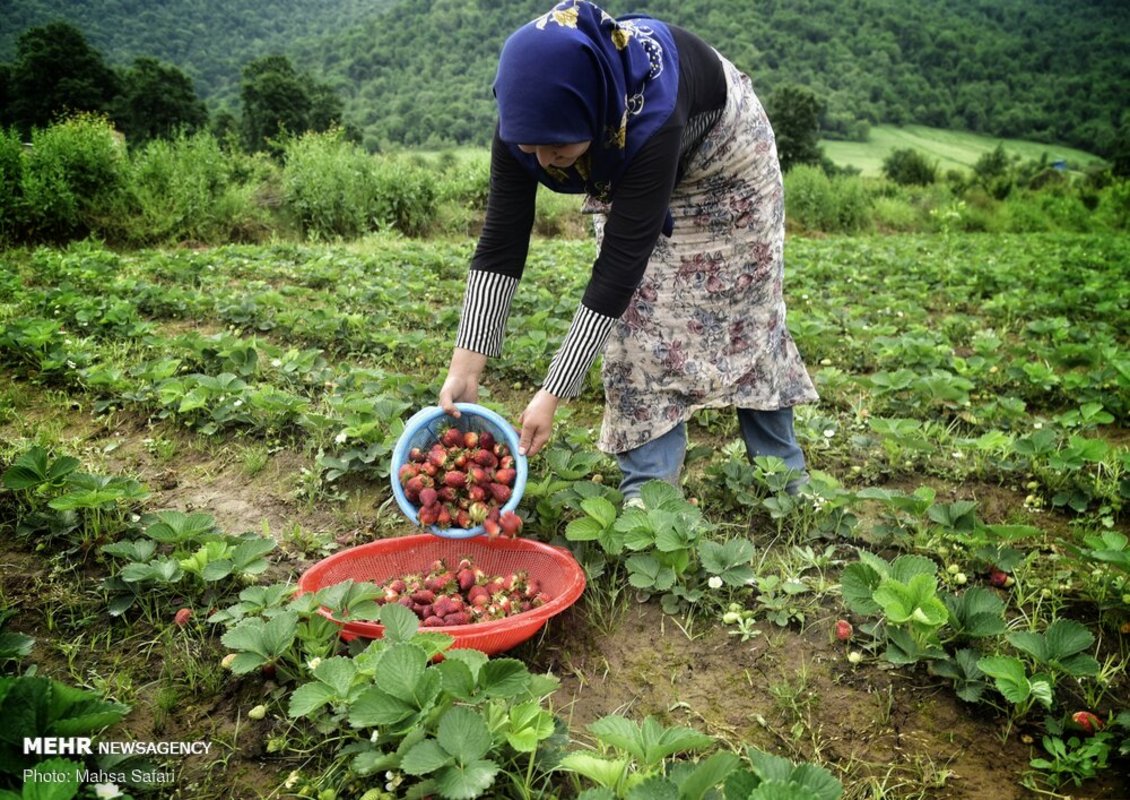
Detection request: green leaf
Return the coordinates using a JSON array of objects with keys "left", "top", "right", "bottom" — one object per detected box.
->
[
  {"left": 313, "top": 656, "right": 357, "bottom": 697},
  {"left": 1042, "top": 619, "right": 1094, "bottom": 660},
  {"left": 943, "top": 587, "right": 1007, "bottom": 638},
  {"left": 374, "top": 642, "right": 429, "bottom": 703},
  {"left": 379, "top": 602, "right": 420, "bottom": 642},
  {"left": 675, "top": 750, "right": 741, "bottom": 800},
  {"left": 288, "top": 682, "right": 334, "bottom": 718},
  {"left": 349, "top": 685, "right": 416, "bottom": 728},
  {"left": 558, "top": 752, "right": 629, "bottom": 789},
  {"left": 588, "top": 715, "right": 644, "bottom": 759},
  {"left": 581, "top": 496, "right": 619, "bottom": 528},
  {"left": 437, "top": 659, "right": 477, "bottom": 701},
  {"left": 839, "top": 562, "right": 881, "bottom": 616},
  {"left": 977, "top": 655, "right": 1031, "bottom": 704},
  {"left": 640, "top": 717, "right": 714, "bottom": 766},
  {"left": 434, "top": 758, "right": 499, "bottom": 800},
  {"left": 480, "top": 658, "right": 531, "bottom": 698},
  {"left": 437, "top": 706, "right": 492, "bottom": 763},
  {"left": 627, "top": 776, "right": 679, "bottom": 800},
  {"left": 401, "top": 739, "right": 453, "bottom": 776},
  {"left": 22, "top": 758, "right": 82, "bottom": 800},
  {"left": 873, "top": 574, "right": 948, "bottom": 629}
]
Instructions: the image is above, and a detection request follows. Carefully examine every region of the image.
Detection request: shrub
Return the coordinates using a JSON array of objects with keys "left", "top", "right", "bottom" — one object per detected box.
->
[
  {"left": 784, "top": 165, "right": 872, "bottom": 234},
  {"left": 282, "top": 131, "right": 437, "bottom": 240},
  {"left": 0, "top": 129, "right": 24, "bottom": 244},
  {"left": 882, "top": 147, "right": 938, "bottom": 186},
  {"left": 127, "top": 131, "right": 250, "bottom": 245},
  {"left": 19, "top": 113, "right": 129, "bottom": 243}
]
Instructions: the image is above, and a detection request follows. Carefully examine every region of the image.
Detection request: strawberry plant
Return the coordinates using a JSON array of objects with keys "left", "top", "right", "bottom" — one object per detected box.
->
[
  {"left": 724, "top": 747, "right": 844, "bottom": 800},
  {"left": 555, "top": 714, "right": 731, "bottom": 798}
]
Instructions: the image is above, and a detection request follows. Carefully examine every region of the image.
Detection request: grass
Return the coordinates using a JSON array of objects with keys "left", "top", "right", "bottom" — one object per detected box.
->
[{"left": 821, "top": 124, "right": 1108, "bottom": 177}]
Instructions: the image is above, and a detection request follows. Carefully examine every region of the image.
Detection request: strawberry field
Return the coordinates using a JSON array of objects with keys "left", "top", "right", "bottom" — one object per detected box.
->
[{"left": 0, "top": 231, "right": 1128, "bottom": 800}]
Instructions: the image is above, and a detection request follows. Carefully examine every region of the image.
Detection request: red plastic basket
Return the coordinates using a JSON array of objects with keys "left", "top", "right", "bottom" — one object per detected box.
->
[{"left": 296, "top": 534, "right": 586, "bottom": 656}]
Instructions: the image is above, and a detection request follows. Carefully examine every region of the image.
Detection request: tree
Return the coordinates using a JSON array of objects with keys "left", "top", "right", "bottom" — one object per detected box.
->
[
  {"left": 882, "top": 148, "right": 937, "bottom": 186},
  {"left": 116, "top": 57, "right": 208, "bottom": 143},
  {"left": 766, "top": 85, "right": 825, "bottom": 173},
  {"left": 240, "top": 55, "right": 346, "bottom": 154},
  {"left": 3, "top": 22, "right": 120, "bottom": 135}
]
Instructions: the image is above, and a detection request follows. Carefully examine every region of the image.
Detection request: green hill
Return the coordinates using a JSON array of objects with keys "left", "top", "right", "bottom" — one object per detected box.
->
[
  {"left": 821, "top": 125, "right": 1108, "bottom": 177},
  {"left": 2, "top": 0, "right": 1127, "bottom": 157}
]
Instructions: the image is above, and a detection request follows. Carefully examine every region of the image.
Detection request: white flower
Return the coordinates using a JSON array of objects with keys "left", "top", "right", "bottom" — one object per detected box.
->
[
  {"left": 334, "top": 431, "right": 348, "bottom": 445},
  {"left": 707, "top": 576, "right": 724, "bottom": 590},
  {"left": 284, "top": 771, "right": 301, "bottom": 789},
  {"left": 847, "top": 651, "right": 863, "bottom": 665},
  {"left": 822, "top": 428, "right": 835, "bottom": 438},
  {"left": 94, "top": 784, "right": 123, "bottom": 800},
  {"left": 233, "top": 399, "right": 243, "bottom": 407},
  {"left": 307, "top": 657, "right": 322, "bottom": 671},
  {"left": 271, "top": 358, "right": 283, "bottom": 368}
]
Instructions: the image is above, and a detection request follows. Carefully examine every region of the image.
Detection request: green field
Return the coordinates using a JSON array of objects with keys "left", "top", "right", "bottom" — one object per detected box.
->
[{"left": 821, "top": 124, "right": 1108, "bottom": 176}]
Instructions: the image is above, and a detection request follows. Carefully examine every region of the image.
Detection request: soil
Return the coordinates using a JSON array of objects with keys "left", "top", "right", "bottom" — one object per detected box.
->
[{"left": 2, "top": 406, "right": 1128, "bottom": 800}]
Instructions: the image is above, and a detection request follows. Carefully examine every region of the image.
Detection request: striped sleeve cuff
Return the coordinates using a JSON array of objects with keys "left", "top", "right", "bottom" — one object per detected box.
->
[
  {"left": 454, "top": 270, "right": 520, "bottom": 357},
  {"left": 542, "top": 303, "right": 617, "bottom": 399}
]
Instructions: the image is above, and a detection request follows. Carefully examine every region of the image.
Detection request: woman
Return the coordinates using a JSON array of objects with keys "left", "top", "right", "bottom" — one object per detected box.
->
[{"left": 439, "top": 0, "right": 818, "bottom": 502}]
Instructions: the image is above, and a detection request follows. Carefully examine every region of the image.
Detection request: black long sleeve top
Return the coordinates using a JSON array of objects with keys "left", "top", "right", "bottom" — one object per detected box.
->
[{"left": 456, "top": 25, "right": 727, "bottom": 398}]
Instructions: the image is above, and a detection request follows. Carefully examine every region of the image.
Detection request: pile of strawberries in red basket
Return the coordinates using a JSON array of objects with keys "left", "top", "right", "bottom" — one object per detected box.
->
[
  {"left": 378, "top": 557, "right": 549, "bottom": 626},
  {"left": 398, "top": 426, "right": 523, "bottom": 537}
]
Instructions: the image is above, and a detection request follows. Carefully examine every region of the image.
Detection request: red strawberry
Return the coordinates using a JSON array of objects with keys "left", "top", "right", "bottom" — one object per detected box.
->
[
  {"left": 499, "top": 455, "right": 515, "bottom": 470},
  {"left": 1072, "top": 711, "right": 1103, "bottom": 735},
  {"left": 473, "top": 449, "right": 498, "bottom": 468},
  {"left": 479, "top": 431, "right": 495, "bottom": 452},
  {"left": 463, "top": 430, "right": 479, "bottom": 449},
  {"left": 443, "top": 470, "right": 467, "bottom": 488},
  {"left": 441, "top": 427, "right": 464, "bottom": 448},
  {"left": 499, "top": 511, "right": 523, "bottom": 537},
  {"left": 494, "top": 468, "right": 516, "bottom": 486},
  {"left": 488, "top": 483, "right": 512, "bottom": 504},
  {"left": 455, "top": 509, "right": 473, "bottom": 529},
  {"left": 457, "top": 569, "right": 476, "bottom": 593},
  {"left": 988, "top": 568, "right": 1014, "bottom": 588},
  {"left": 436, "top": 506, "right": 453, "bottom": 528},
  {"left": 410, "top": 589, "right": 435, "bottom": 604},
  {"left": 427, "top": 572, "right": 454, "bottom": 593},
  {"left": 468, "top": 584, "right": 489, "bottom": 603},
  {"left": 409, "top": 446, "right": 425, "bottom": 463},
  {"left": 444, "top": 611, "right": 470, "bottom": 626},
  {"left": 423, "top": 615, "right": 446, "bottom": 627},
  {"left": 419, "top": 487, "right": 438, "bottom": 508},
  {"left": 427, "top": 445, "right": 448, "bottom": 468},
  {"left": 468, "top": 466, "right": 489, "bottom": 486},
  {"left": 835, "top": 619, "right": 853, "bottom": 642},
  {"left": 418, "top": 506, "right": 439, "bottom": 526},
  {"left": 388, "top": 579, "right": 407, "bottom": 593},
  {"left": 398, "top": 463, "right": 419, "bottom": 483},
  {"left": 174, "top": 608, "right": 192, "bottom": 627}
]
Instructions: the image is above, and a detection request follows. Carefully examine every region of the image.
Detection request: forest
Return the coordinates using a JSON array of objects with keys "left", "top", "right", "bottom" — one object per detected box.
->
[{"left": 1, "top": 0, "right": 1127, "bottom": 155}]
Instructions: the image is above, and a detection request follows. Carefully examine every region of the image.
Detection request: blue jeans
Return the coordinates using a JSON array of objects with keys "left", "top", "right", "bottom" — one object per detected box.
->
[{"left": 616, "top": 407, "right": 806, "bottom": 500}]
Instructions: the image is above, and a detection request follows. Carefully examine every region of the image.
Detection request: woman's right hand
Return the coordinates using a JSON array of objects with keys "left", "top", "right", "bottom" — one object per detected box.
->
[{"left": 438, "top": 348, "right": 488, "bottom": 418}]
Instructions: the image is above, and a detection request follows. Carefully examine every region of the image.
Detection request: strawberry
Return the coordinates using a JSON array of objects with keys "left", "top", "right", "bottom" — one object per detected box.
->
[
  {"left": 443, "top": 470, "right": 467, "bottom": 488},
  {"left": 478, "top": 431, "right": 495, "bottom": 452},
  {"left": 444, "top": 611, "right": 470, "bottom": 626},
  {"left": 441, "top": 427, "right": 464, "bottom": 448},
  {"left": 494, "top": 468, "right": 517, "bottom": 486},
  {"left": 418, "top": 506, "right": 439, "bottom": 526},
  {"left": 1072, "top": 711, "right": 1103, "bottom": 735},
  {"left": 423, "top": 615, "right": 446, "bottom": 627},
  {"left": 426, "top": 572, "right": 454, "bottom": 593},
  {"left": 499, "top": 455, "right": 515, "bottom": 470},
  {"left": 398, "top": 462, "right": 419, "bottom": 483},
  {"left": 174, "top": 608, "right": 192, "bottom": 627},
  {"left": 436, "top": 505, "right": 452, "bottom": 528},
  {"left": 455, "top": 509, "right": 473, "bottom": 530},
  {"left": 499, "top": 511, "right": 523, "bottom": 537},
  {"left": 835, "top": 619, "right": 853, "bottom": 642},
  {"left": 388, "top": 579, "right": 407, "bottom": 593},
  {"left": 468, "top": 502, "right": 490, "bottom": 524},
  {"left": 472, "top": 449, "right": 498, "bottom": 468},
  {"left": 483, "top": 518, "right": 501, "bottom": 538},
  {"left": 410, "top": 589, "right": 435, "bottom": 604},
  {"left": 418, "top": 487, "right": 438, "bottom": 508},
  {"left": 488, "top": 483, "right": 512, "bottom": 504},
  {"left": 457, "top": 568, "right": 476, "bottom": 593},
  {"left": 467, "top": 484, "right": 487, "bottom": 503},
  {"left": 463, "top": 430, "right": 479, "bottom": 449},
  {"left": 427, "top": 444, "right": 448, "bottom": 468},
  {"left": 988, "top": 568, "right": 1014, "bottom": 588},
  {"left": 467, "top": 466, "right": 489, "bottom": 487},
  {"left": 408, "top": 447, "right": 425, "bottom": 463}
]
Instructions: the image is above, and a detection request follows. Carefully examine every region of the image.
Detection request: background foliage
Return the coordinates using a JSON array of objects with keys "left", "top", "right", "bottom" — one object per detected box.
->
[{"left": 1, "top": 0, "right": 1127, "bottom": 156}]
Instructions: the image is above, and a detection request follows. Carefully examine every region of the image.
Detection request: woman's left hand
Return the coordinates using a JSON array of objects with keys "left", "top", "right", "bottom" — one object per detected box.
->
[{"left": 517, "top": 389, "right": 560, "bottom": 458}]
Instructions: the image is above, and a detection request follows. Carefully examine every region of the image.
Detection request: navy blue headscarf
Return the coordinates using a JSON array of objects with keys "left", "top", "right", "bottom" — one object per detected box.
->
[{"left": 494, "top": 0, "right": 679, "bottom": 206}]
